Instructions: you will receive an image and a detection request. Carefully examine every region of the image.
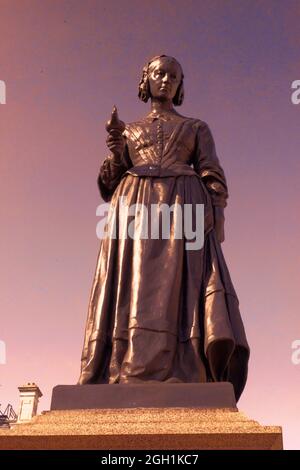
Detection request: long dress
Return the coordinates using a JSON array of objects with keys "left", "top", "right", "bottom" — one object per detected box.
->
[{"left": 78, "top": 111, "right": 250, "bottom": 401}]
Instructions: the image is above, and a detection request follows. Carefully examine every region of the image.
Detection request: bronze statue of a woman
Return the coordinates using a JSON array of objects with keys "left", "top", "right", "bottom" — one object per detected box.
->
[{"left": 78, "top": 55, "right": 250, "bottom": 401}]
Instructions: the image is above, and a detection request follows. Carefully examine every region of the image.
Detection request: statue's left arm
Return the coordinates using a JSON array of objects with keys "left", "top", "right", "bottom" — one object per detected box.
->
[{"left": 192, "top": 121, "right": 229, "bottom": 242}]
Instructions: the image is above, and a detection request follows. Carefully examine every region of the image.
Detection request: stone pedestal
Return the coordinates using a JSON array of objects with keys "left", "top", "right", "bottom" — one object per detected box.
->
[
  {"left": 0, "top": 383, "right": 283, "bottom": 450},
  {"left": 51, "top": 382, "right": 236, "bottom": 410}
]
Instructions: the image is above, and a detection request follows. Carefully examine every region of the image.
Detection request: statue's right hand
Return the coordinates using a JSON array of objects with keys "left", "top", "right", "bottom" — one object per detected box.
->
[{"left": 106, "top": 132, "right": 125, "bottom": 159}]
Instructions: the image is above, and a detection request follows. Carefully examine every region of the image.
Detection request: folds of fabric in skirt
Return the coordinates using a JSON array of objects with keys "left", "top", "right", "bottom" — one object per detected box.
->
[{"left": 78, "top": 174, "right": 249, "bottom": 401}]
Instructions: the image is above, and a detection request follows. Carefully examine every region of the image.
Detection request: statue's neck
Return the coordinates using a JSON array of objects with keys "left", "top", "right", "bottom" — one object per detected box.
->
[{"left": 150, "top": 99, "right": 175, "bottom": 115}]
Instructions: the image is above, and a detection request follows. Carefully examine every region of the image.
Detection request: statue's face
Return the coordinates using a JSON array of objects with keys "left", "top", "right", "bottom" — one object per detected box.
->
[{"left": 148, "top": 57, "right": 182, "bottom": 102}]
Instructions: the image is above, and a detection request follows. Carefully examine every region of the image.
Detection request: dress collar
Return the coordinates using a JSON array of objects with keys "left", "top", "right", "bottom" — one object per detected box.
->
[{"left": 145, "top": 111, "right": 183, "bottom": 122}]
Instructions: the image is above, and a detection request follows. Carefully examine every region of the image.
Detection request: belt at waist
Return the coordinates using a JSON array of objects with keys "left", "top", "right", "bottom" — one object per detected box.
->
[{"left": 122, "top": 163, "right": 200, "bottom": 178}]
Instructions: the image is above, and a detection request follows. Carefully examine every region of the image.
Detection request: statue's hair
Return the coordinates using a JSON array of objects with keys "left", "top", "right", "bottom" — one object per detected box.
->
[{"left": 138, "top": 55, "right": 184, "bottom": 106}]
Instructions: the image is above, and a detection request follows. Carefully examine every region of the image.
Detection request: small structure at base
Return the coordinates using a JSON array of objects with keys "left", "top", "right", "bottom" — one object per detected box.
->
[{"left": 17, "top": 383, "right": 42, "bottom": 423}]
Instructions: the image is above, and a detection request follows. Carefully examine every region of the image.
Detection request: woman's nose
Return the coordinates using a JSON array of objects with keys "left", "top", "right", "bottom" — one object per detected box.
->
[{"left": 162, "top": 73, "right": 171, "bottom": 83}]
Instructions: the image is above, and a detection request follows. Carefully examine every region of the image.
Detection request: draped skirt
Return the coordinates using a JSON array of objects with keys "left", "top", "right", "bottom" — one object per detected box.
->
[{"left": 78, "top": 174, "right": 250, "bottom": 401}]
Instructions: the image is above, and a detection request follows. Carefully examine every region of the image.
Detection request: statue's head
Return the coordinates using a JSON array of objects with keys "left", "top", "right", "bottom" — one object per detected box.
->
[{"left": 138, "top": 55, "right": 184, "bottom": 106}]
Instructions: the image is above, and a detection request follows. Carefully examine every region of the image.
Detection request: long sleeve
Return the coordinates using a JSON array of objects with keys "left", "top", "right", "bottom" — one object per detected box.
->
[
  {"left": 193, "top": 121, "right": 228, "bottom": 208},
  {"left": 97, "top": 143, "right": 132, "bottom": 202}
]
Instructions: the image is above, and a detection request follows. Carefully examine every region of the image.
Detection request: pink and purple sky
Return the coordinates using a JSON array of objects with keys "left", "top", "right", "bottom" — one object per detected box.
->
[{"left": 1, "top": 0, "right": 300, "bottom": 449}]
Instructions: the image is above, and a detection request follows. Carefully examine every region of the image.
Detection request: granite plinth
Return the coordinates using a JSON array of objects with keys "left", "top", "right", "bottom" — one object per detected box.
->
[
  {"left": 0, "top": 407, "right": 283, "bottom": 449},
  {"left": 0, "top": 383, "right": 283, "bottom": 449}
]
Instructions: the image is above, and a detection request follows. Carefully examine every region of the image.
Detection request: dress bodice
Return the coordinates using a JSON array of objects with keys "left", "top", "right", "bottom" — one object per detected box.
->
[
  {"left": 123, "top": 113, "right": 200, "bottom": 177},
  {"left": 98, "top": 111, "right": 229, "bottom": 207}
]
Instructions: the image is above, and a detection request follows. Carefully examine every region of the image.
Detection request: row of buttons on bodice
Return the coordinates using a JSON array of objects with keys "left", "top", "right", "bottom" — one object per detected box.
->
[{"left": 149, "top": 118, "right": 164, "bottom": 170}]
